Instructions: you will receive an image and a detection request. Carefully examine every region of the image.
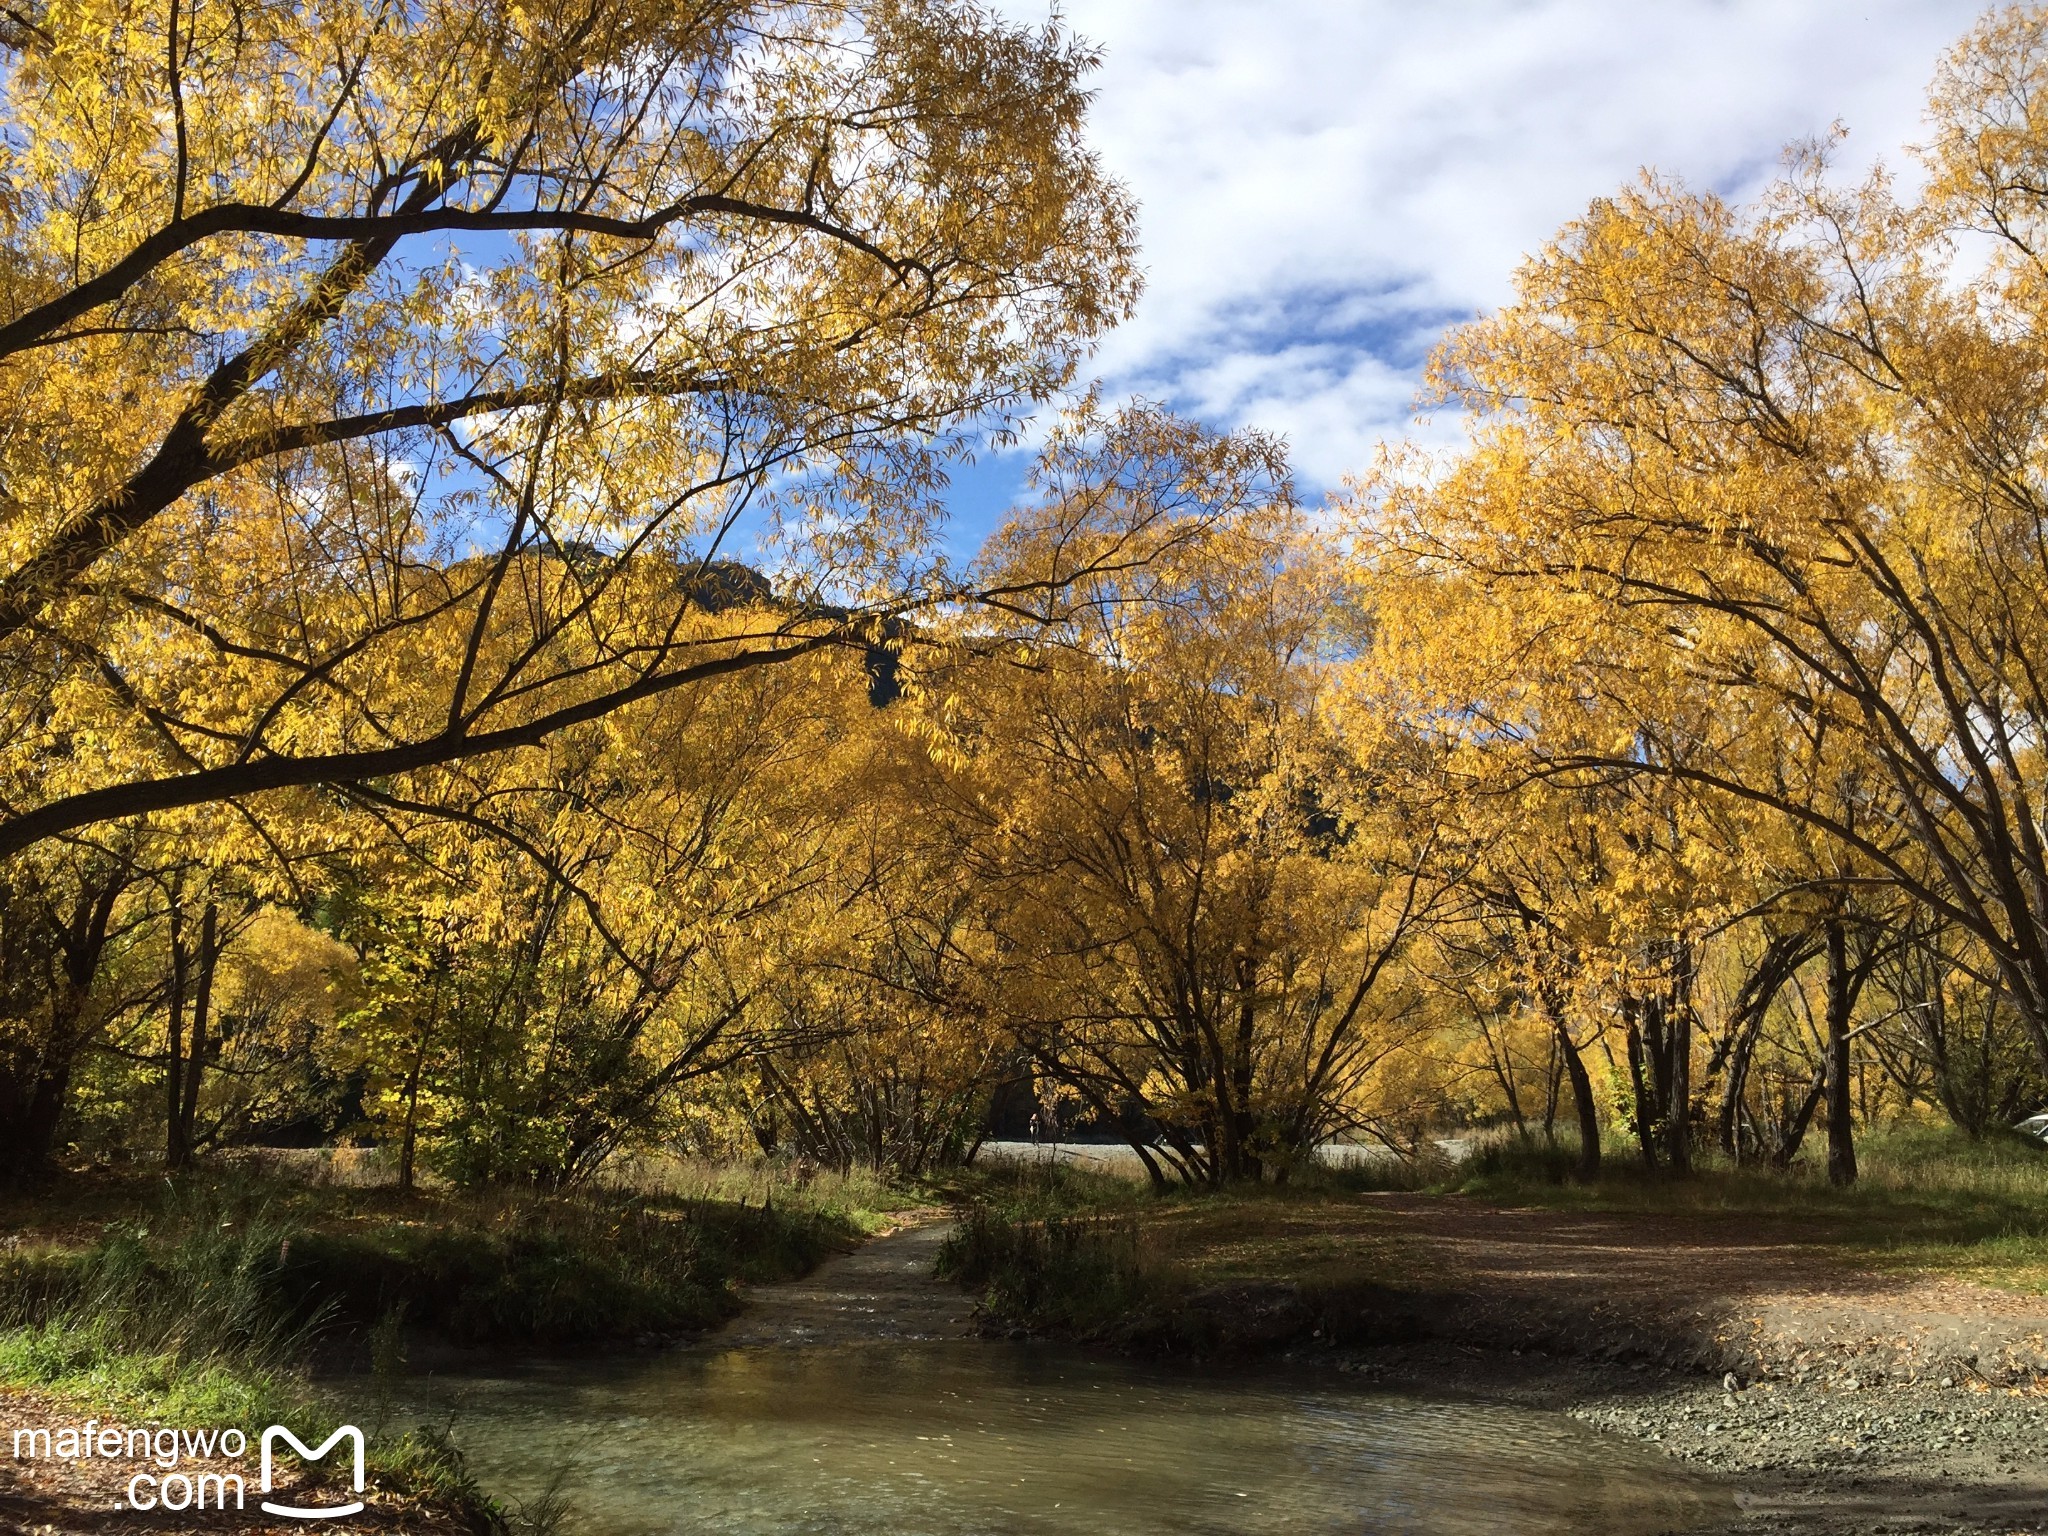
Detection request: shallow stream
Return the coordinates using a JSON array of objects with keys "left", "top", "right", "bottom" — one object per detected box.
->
[{"left": 397, "top": 1224, "right": 1733, "bottom": 1535}]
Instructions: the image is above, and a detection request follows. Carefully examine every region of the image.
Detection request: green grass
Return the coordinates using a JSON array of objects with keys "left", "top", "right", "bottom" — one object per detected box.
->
[
  {"left": 935, "top": 1163, "right": 1387, "bottom": 1332},
  {"left": 933, "top": 1164, "right": 1162, "bottom": 1332},
  {"left": 3, "top": 1157, "right": 915, "bottom": 1349},
  {"left": 0, "top": 1188, "right": 495, "bottom": 1527},
  {"left": 934, "top": 1160, "right": 1154, "bottom": 1222},
  {"left": 278, "top": 1186, "right": 859, "bottom": 1345},
  {"left": 606, "top": 1152, "right": 906, "bottom": 1231},
  {"left": 936, "top": 1164, "right": 1436, "bottom": 1351},
  {"left": 937, "top": 1205, "right": 1158, "bottom": 1333}
]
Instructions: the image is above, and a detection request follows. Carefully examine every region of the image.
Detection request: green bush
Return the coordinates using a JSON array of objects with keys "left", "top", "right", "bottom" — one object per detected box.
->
[
  {"left": 937, "top": 1206, "right": 1154, "bottom": 1333},
  {"left": 280, "top": 1193, "right": 849, "bottom": 1344},
  {"left": 1459, "top": 1136, "right": 1588, "bottom": 1188}
]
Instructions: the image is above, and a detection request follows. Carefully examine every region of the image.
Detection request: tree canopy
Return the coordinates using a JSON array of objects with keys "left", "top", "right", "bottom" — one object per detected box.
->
[{"left": 8, "top": 2, "right": 2048, "bottom": 1192}]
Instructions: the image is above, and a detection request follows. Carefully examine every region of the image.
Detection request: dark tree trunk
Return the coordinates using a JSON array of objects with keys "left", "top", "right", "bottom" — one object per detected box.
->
[
  {"left": 1718, "top": 1018, "right": 1759, "bottom": 1159},
  {"left": 1709, "top": 932, "right": 1818, "bottom": 1160},
  {"left": 168, "top": 902, "right": 219, "bottom": 1170},
  {"left": 1824, "top": 918, "right": 1858, "bottom": 1187},
  {"left": 1665, "top": 947, "right": 1694, "bottom": 1176},
  {"left": 1540, "top": 1029, "right": 1561, "bottom": 1142},
  {"left": 1773, "top": 1064, "right": 1828, "bottom": 1168},
  {"left": 397, "top": 950, "right": 448, "bottom": 1195},
  {"left": 1540, "top": 981, "right": 1601, "bottom": 1179},
  {"left": 164, "top": 900, "right": 189, "bottom": 1169},
  {"left": 1227, "top": 955, "right": 1262, "bottom": 1182},
  {"left": 0, "top": 858, "right": 129, "bottom": 1184},
  {"left": 1559, "top": 1020, "right": 1602, "bottom": 1180},
  {"left": 1624, "top": 999, "right": 1658, "bottom": 1170},
  {"left": 397, "top": 1054, "right": 424, "bottom": 1194}
]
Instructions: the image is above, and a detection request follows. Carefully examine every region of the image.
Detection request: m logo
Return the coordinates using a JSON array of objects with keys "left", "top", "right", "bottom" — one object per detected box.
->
[{"left": 258, "top": 1425, "right": 365, "bottom": 1519}]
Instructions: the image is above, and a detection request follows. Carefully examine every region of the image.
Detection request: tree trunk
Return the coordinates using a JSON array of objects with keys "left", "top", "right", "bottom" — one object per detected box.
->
[
  {"left": 397, "top": 1053, "right": 424, "bottom": 1195},
  {"left": 1541, "top": 981, "right": 1601, "bottom": 1179},
  {"left": 1626, "top": 955, "right": 1695, "bottom": 1176},
  {"left": 164, "top": 901, "right": 189, "bottom": 1169},
  {"left": 1540, "top": 1029, "right": 1561, "bottom": 1141},
  {"left": 1719, "top": 1011, "right": 1766, "bottom": 1159},
  {"left": 1228, "top": 955, "right": 1262, "bottom": 1182},
  {"left": 167, "top": 902, "right": 219, "bottom": 1171},
  {"left": 1718, "top": 1021, "right": 1754, "bottom": 1158},
  {"left": 1665, "top": 949, "right": 1694, "bottom": 1176},
  {"left": 1773, "top": 1064, "right": 1827, "bottom": 1168},
  {"left": 1624, "top": 999, "right": 1658, "bottom": 1170},
  {"left": 397, "top": 951, "right": 448, "bottom": 1195},
  {"left": 1707, "top": 931, "right": 1820, "bottom": 1160},
  {"left": 1824, "top": 918, "right": 1858, "bottom": 1187},
  {"left": 0, "top": 860, "right": 129, "bottom": 1185},
  {"left": 1479, "top": 1010, "right": 1528, "bottom": 1138}
]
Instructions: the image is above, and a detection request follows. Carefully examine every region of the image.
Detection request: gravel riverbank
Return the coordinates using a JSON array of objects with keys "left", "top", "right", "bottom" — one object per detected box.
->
[
  {"left": 1574, "top": 1373, "right": 2044, "bottom": 1536},
  {"left": 1295, "top": 1339, "right": 2048, "bottom": 1536}
]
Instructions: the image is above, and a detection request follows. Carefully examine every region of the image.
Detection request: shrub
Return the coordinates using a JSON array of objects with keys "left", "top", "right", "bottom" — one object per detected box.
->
[{"left": 937, "top": 1206, "right": 1154, "bottom": 1332}]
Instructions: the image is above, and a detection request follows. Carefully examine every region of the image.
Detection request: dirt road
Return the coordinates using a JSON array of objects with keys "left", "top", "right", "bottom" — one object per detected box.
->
[
  {"left": 710, "top": 1213, "right": 972, "bottom": 1348},
  {"left": 1343, "top": 1193, "right": 2048, "bottom": 1385}
]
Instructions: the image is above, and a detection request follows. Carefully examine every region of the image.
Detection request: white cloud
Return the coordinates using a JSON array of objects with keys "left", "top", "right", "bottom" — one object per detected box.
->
[{"left": 996, "top": 0, "right": 1987, "bottom": 485}]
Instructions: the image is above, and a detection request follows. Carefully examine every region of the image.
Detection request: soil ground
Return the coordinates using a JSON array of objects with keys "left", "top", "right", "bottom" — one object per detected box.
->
[
  {"left": 710, "top": 1210, "right": 972, "bottom": 1347},
  {"left": 1286, "top": 1193, "right": 2048, "bottom": 1385}
]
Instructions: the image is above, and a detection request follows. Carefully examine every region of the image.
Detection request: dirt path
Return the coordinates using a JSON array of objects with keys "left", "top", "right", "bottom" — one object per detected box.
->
[
  {"left": 709, "top": 1212, "right": 973, "bottom": 1348},
  {"left": 1353, "top": 1193, "right": 2048, "bottom": 1384}
]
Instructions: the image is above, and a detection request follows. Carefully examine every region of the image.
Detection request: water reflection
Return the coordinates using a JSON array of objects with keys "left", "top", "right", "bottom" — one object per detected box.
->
[{"left": 403, "top": 1340, "right": 1731, "bottom": 1535}]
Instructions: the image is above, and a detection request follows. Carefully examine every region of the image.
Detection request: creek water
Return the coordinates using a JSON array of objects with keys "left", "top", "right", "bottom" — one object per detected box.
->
[{"left": 396, "top": 1224, "right": 1734, "bottom": 1536}]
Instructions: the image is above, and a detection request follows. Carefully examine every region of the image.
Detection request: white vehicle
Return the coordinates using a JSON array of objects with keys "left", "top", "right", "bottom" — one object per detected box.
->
[{"left": 2017, "top": 1113, "right": 2048, "bottom": 1144}]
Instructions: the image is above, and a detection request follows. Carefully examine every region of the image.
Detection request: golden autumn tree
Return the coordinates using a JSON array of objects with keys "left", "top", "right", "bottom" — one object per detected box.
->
[
  {"left": 326, "top": 628, "right": 881, "bottom": 1188},
  {"left": 919, "top": 411, "right": 1455, "bottom": 1186},
  {"left": 1360, "top": 413, "right": 1931, "bottom": 1181},
  {"left": 1360, "top": 4, "right": 2048, "bottom": 1104},
  {"left": 0, "top": 0, "right": 1137, "bottom": 863},
  {"left": 735, "top": 702, "right": 1010, "bottom": 1176},
  {"left": 0, "top": 0, "right": 1137, "bottom": 1179}
]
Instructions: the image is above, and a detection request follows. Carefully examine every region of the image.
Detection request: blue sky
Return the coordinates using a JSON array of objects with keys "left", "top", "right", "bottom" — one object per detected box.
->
[{"left": 939, "top": 0, "right": 1987, "bottom": 557}]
